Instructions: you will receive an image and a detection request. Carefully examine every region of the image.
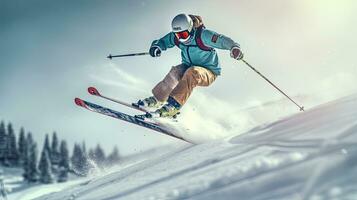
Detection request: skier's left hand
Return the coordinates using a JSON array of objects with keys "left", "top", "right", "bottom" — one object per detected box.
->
[
  {"left": 230, "top": 46, "right": 244, "bottom": 60},
  {"left": 149, "top": 46, "right": 162, "bottom": 57}
]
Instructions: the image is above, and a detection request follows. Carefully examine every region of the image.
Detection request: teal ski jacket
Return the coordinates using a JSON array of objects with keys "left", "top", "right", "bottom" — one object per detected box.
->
[{"left": 151, "top": 28, "right": 240, "bottom": 75}]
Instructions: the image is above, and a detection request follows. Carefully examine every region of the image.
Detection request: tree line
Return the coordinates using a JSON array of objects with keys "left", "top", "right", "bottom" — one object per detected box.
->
[{"left": 0, "top": 121, "right": 120, "bottom": 184}]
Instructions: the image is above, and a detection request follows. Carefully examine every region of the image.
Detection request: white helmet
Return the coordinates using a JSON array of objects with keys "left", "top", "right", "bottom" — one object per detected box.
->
[{"left": 171, "top": 14, "right": 193, "bottom": 43}]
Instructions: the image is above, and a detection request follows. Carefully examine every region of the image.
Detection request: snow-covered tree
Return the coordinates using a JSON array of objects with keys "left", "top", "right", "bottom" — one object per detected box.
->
[
  {"left": 7, "top": 123, "right": 19, "bottom": 165},
  {"left": 51, "top": 132, "right": 60, "bottom": 164},
  {"left": 94, "top": 144, "right": 106, "bottom": 167},
  {"left": 23, "top": 132, "right": 39, "bottom": 182},
  {"left": 71, "top": 143, "right": 80, "bottom": 171},
  {"left": 58, "top": 140, "right": 69, "bottom": 182},
  {"left": 39, "top": 150, "right": 54, "bottom": 184},
  {"left": 0, "top": 121, "right": 8, "bottom": 165},
  {"left": 18, "top": 127, "right": 27, "bottom": 165},
  {"left": 82, "top": 141, "right": 87, "bottom": 155},
  {"left": 106, "top": 146, "right": 120, "bottom": 166},
  {"left": 27, "top": 142, "right": 39, "bottom": 182},
  {"left": 43, "top": 134, "right": 51, "bottom": 158},
  {"left": 88, "top": 148, "right": 95, "bottom": 160},
  {"left": 22, "top": 133, "right": 30, "bottom": 180},
  {"left": 0, "top": 121, "right": 6, "bottom": 137},
  {"left": 71, "top": 143, "right": 90, "bottom": 176},
  {"left": 39, "top": 135, "right": 54, "bottom": 176},
  {"left": 51, "top": 132, "right": 59, "bottom": 154},
  {"left": 26, "top": 132, "right": 34, "bottom": 147}
]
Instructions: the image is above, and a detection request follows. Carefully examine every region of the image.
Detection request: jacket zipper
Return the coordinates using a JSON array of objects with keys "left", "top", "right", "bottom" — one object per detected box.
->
[{"left": 186, "top": 46, "right": 193, "bottom": 64}]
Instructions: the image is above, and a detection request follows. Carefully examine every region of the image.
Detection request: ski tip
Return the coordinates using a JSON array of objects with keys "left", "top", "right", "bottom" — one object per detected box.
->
[
  {"left": 88, "top": 87, "right": 100, "bottom": 96},
  {"left": 74, "top": 98, "right": 86, "bottom": 108}
]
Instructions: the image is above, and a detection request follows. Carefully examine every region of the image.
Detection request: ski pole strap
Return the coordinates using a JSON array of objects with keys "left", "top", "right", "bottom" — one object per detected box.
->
[
  {"left": 241, "top": 59, "right": 305, "bottom": 112},
  {"left": 107, "top": 52, "right": 150, "bottom": 59}
]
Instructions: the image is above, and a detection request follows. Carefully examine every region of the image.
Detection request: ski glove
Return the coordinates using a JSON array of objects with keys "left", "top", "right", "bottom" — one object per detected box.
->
[
  {"left": 230, "top": 46, "right": 244, "bottom": 60},
  {"left": 149, "top": 46, "right": 162, "bottom": 57}
]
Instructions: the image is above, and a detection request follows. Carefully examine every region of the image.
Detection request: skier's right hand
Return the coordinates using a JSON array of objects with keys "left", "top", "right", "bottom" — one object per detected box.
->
[
  {"left": 230, "top": 46, "right": 244, "bottom": 60},
  {"left": 149, "top": 46, "right": 161, "bottom": 57}
]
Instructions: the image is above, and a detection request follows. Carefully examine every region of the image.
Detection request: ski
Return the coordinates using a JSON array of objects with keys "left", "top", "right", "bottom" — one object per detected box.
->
[
  {"left": 87, "top": 86, "right": 147, "bottom": 113},
  {"left": 74, "top": 98, "right": 192, "bottom": 143}
]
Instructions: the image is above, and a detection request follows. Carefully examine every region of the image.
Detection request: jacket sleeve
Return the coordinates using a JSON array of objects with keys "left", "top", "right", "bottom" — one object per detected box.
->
[
  {"left": 200, "top": 29, "right": 240, "bottom": 50},
  {"left": 151, "top": 32, "right": 176, "bottom": 51}
]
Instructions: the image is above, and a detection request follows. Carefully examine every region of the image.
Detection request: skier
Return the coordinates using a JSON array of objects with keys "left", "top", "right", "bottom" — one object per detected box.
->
[{"left": 136, "top": 14, "right": 244, "bottom": 118}]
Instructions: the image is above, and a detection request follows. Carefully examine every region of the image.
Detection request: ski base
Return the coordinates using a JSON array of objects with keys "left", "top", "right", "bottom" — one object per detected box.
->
[{"left": 74, "top": 98, "right": 192, "bottom": 143}]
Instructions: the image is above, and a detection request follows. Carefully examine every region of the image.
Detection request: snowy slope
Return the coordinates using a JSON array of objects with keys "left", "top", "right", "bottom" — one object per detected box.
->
[
  {"left": 4, "top": 166, "right": 93, "bottom": 200},
  {"left": 6, "top": 146, "right": 179, "bottom": 200},
  {"left": 35, "top": 94, "right": 357, "bottom": 200}
]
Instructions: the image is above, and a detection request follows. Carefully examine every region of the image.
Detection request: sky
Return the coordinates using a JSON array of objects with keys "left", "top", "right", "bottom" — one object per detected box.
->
[{"left": 1, "top": 0, "right": 357, "bottom": 155}]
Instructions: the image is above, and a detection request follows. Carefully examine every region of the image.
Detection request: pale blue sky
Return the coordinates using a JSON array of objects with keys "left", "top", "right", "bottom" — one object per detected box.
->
[{"left": 1, "top": 0, "right": 356, "bottom": 154}]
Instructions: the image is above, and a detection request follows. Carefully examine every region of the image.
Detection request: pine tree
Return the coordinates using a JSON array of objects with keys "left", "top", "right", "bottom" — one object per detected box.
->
[
  {"left": 71, "top": 144, "right": 80, "bottom": 172},
  {"left": 22, "top": 133, "right": 31, "bottom": 180},
  {"left": 43, "top": 134, "right": 51, "bottom": 159},
  {"left": 71, "top": 144, "right": 83, "bottom": 175},
  {"left": 7, "top": 123, "right": 19, "bottom": 165},
  {"left": 39, "top": 135, "right": 53, "bottom": 176},
  {"left": 71, "top": 144, "right": 90, "bottom": 176},
  {"left": 88, "top": 148, "right": 95, "bottom": 160},
  {"left": 18, "top": 127, "right": 26, "bottom": 165},
  {"left": 23, "top": 132, "right": 37, "bottom": 182},
  {"left": 58, "top": 140, "right": 69, "bottom": 182},
  {"left": 27, "top": 142, "right": 39, "bottom": 182},
  {"left": 107, "top": 146, "right": 120, "bottom": 166},
  {"left": 94, "top": 144, "right": 106, "bottom": 167},
  {"left": 51, "top": 132, "right": 59, "bottom": 154},
  {"left": 51, "top": 132, "right": 60, "bottom": 167},
  {"left": 82, "top": 141, "right": 86, "bottom": 155},
  {"left": 39, "top": 150, "right": 54, "bottom": 184},
  {"left": 27, "top": 132, "right": 34, "bottom": 147},
  {"left": 0, "top": 121, "right": 7, "bottom": 164}
]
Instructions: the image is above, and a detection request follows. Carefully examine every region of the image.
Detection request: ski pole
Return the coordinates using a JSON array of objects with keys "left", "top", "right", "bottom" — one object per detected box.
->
[
  {"left": 241, "top": 59, "right": 305, "bottom": 111},
  {"left": 107, "top": 52, "right": 150, "bottom": 59}
]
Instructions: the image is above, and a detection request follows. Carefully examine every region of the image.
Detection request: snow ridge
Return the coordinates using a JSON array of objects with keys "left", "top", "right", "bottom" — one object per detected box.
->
[{"left": 33, "top": 94, "right": 357, "bottom": 200}]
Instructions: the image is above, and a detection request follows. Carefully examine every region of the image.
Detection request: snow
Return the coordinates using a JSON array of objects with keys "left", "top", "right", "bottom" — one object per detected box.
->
[
  {"left": 8, "top": 178, "right": 87, "bottom": 200},
  {"left": 24, "top": 93, "right": 357, "bottom": 199},
  {"left": 5, "top": 146, "right": 179, "bottom": 200},
  {"left": 3, "top": 166, "right": 90, "bottom": 200}
]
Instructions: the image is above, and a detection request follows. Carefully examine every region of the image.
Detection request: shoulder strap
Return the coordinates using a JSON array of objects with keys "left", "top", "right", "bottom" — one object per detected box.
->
[
  {"left": 195, "top": 26, "right": 213, "bottom": 51},
  {"left": 174, "top": 36, "right": 180, "bottom": 47}
]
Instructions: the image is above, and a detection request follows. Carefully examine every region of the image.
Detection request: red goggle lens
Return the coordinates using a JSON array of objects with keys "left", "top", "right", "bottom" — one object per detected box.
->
[{"left": 175, "top": 30, "right": 190, "bottom": 40}]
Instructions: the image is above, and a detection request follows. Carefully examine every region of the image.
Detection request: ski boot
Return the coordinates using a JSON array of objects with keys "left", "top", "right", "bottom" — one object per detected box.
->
[
  {"left": 136, "top": 103, "right": 180, "bottom": 120},
  {"left": 154, "top": 103, "right": 181, "bottom": 118},
  {"left": 144, "top": 97, "right": 181, "bottom": 119},
  {"left": 133, "top": 96, "right": 164, "bottom": 109}
]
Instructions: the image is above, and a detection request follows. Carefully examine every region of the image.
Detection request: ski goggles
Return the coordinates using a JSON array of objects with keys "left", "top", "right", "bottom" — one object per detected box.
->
[{"left": 175, "top": 30, "right": 190, "bottom": 40}]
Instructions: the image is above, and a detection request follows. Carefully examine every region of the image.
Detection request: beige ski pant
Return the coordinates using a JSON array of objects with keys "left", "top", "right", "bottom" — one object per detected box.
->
[{"left": 152, "top": 64, "right": 217, "bottom": 106}]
